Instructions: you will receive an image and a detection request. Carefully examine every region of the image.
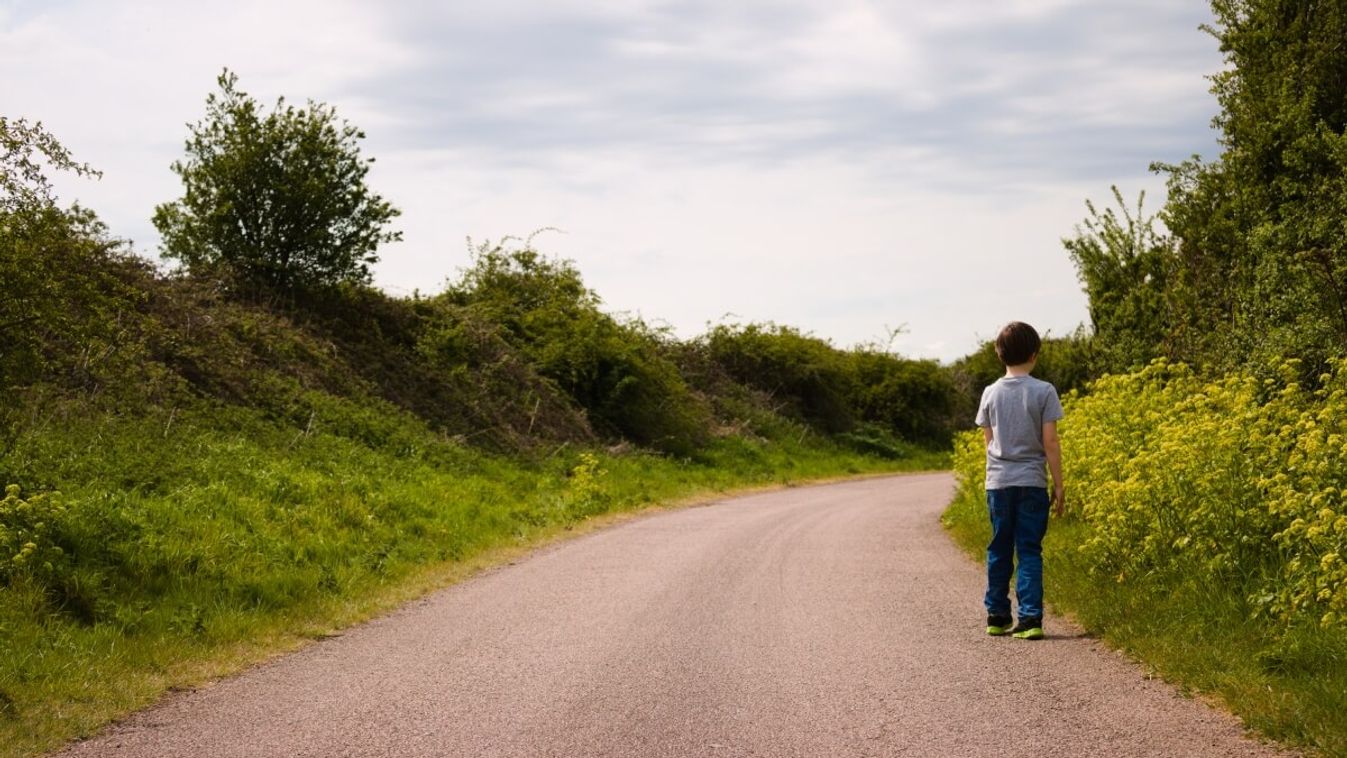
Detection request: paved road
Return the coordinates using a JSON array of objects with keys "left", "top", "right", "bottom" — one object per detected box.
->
[{"left": 59, "top": 473, "right": 1288, "bottom": 757}]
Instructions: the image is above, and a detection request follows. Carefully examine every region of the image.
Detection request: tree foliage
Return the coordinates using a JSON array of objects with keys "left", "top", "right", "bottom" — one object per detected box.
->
[
  {"left": 154, "top": 70, "right": 401, "bottom": 293},
  {"left": 1069, "top": 1, "right": 1347, "bottom": 375},
  {"left": 1, "top": 120, "right": 134, "bottom": 455},
  {"left": 849, "top": 348, "right": 956, "bottom": 445},
  {"left": 1, "top": 117, "right": 99, "bottom": 214},
  {"left": 439, "top": 240, "right": 713, "bottom": 455},
  {"left": 702, "top": 323, "right": 857, "bottom": 434},
  {"left": 1063, "top": 187, "right": 1169, "bottom": 374},
  {"left": 700, "top": 322, "right": 956, "bottom": 445}
]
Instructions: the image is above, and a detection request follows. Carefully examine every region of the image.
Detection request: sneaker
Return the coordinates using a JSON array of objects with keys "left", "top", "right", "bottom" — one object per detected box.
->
[
  {"left": 986, "top": 614, "right": 1013, "bottom": 636},
  {"left": 1011, "top": 617, "right": 1045, "bottom": 640}
]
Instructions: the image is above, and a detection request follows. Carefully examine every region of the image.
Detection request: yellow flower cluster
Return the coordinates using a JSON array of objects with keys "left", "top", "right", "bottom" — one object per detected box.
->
[
  {"left": 1, "top": 483, "right": 67, "bottom": 581},
  {"left": 561, "top": 452, "right": 612, "bottom": 519},
  {"left": 953, "top": 358, "right": 1347, "bottom": 629},
  {"left": 1263, "top": 362, "right": 1347, "bottom": 626}
]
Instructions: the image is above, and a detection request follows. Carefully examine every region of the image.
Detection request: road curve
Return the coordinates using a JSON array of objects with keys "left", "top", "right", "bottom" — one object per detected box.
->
[{"left": 58, "top": 473, "right": 1288, "bottom": 758}]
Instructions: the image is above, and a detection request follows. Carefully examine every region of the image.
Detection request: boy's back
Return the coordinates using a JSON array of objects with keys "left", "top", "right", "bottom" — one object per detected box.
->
[
  {"left": 976, "top": 375, "right": 1063, "bottom": 489},
  {"left": 975, "top": 321, "right": 1064, "bottom": 640}
]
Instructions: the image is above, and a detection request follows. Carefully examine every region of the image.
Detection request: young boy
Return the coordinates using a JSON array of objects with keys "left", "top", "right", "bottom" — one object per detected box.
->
[{"left": 975, "top": 321, "right": 1064, "bottom": 640}]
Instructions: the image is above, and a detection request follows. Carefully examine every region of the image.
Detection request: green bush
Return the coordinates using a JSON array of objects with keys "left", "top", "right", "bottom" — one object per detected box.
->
[
  {"left": 441, "top": 242, "right": 711, "bottom": 455},
  {"left": 701, "top": 322, "right": 857, "bottom": 433},
  {"left": 414, "top": 298, "right": 595, "bottom": 448},
  {"left": 1063, "top": 187, "right": 1169, "bottom": 374},
  {"left": 0, "top": 207, "right": 148, "bottom": 394},
  {"left": 835, "top": 422, "right": 911, "bottom": 460},
  {"left": 700, "top": 322, "right": 966, "bottom": 444},
  {"left": 849, "top": 349, "right": 955, "bottom": 445}
]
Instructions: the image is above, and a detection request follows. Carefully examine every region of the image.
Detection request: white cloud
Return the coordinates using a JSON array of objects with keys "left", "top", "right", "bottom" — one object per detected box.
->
[{"left": 2, "top": 0, "right": 1223, "bottom": 361}]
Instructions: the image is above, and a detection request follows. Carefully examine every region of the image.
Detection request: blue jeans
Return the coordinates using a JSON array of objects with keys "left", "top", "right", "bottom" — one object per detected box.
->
[{"left": 984, "top": 486, "right": 1050, "bottom": 620}]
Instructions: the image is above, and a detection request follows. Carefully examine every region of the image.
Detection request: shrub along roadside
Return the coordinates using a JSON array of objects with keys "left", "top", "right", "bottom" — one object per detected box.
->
[
  {"left": 435, "top": 242, "right": 712, "bottom": 455},
  {"left": 697, "top": 322, "right": 957, "bottom": 445},
  {"left": 943, "top": 359, "right": 1347, "bottom": 756}
]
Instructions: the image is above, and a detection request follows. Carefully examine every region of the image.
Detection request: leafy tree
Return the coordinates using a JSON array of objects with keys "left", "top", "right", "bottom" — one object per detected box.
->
[
  {"left": 154, "top": 70, "right": 401, "bottom": 292},
  {"left": 2, "top": 119, "right": 104, "bottom": 393},
  {"left": 1205, "top": 0, "right": 1347, "bottom": 360},
  {"left": 1148, "top": 156, "right": 1244, "bottom": 367},
  {"left": 1147, "top": 1, "right": 1347, "bottom": 372},
  {"left": 1064, "top": 2, "right": 1347, "bottom": 375},
  {"left": 1063, "top": 187, "right": 1170, "bottom": 374},
  {"left": 848, "top": 349, "right": 955, "bottom": 444}
]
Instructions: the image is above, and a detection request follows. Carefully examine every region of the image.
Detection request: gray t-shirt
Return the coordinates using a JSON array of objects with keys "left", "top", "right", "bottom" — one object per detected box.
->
[{"left": 975, "top": 375, "right": 1064, "bottom": 489}]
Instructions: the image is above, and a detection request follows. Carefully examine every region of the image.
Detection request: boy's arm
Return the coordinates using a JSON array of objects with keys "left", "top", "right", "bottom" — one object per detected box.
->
[
  {"left": 1043, "top": 421, "right": 1064, "bottom": 516},
  {"left": 981, "top": 426, "right": 993, "bottom": 447}
]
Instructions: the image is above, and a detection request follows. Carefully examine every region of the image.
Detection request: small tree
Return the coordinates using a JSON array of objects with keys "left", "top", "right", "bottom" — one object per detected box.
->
[
  {"left": 1063, "top": 187, "right": 1170, "bottom": 374},
  {"left": 154, "top": 70, "right": 401, "bottom": 292}
]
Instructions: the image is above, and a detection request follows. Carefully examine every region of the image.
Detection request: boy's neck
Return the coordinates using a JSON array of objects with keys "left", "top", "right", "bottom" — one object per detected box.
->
[{"left": 1004, "top": 362, "right": 1034, "bottom": 377}]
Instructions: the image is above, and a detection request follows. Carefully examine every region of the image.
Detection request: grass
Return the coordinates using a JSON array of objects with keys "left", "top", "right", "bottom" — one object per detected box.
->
[
  {"left": 942, "top": 483, "right": 1347, "bottom": 757},
  {"left": 0, "top": 402, "right": 946, "bottom": 758}
]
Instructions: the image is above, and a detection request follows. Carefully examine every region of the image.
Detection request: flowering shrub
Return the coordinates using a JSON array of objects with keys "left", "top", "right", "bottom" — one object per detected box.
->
[
  {"left": 953, "top": 358, "right": 1347, "bottom": 630},
  {"left": 1263, "top": 362, "right": 1347, "bottom": 626}
]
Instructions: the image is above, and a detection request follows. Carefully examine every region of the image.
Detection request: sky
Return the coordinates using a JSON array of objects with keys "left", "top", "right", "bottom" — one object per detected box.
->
[{"left": 1, "top": 1, "right": 1225, "bottom": 362}]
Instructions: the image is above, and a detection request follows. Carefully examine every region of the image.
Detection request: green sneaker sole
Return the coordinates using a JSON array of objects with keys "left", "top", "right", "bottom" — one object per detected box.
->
[
  {"left": 1011, "top": 627, "right": 1045, "bottom": 640},
  {"left": 986, "top": 625, "right": 1011, "bottom": 636}
]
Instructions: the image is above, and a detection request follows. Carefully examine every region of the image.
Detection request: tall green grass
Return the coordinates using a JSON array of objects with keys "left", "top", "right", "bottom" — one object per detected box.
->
[{"left": 1, "top": 399, "right": 944, "bottom": 757}]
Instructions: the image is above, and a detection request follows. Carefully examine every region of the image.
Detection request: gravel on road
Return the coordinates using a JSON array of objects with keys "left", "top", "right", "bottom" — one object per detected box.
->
[{"left": 57, "top": 473, "right": 1291, "bottom": 757}]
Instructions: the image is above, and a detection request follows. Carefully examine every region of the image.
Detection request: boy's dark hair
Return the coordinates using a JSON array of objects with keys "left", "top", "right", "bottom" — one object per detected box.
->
[{"left": 995, "top": 321, "right": 1041, "bottom": 366}]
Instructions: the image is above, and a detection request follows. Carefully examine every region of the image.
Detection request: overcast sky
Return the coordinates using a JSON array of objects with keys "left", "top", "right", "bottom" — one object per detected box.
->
[{"left": 2, "top": 0, "right": 1223, "bottom": 361}]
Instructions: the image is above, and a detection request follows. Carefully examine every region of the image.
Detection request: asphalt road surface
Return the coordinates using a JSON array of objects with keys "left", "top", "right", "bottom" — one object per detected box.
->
[{"left": 58, "top": 473, "right": 1289, "bottom": 757}]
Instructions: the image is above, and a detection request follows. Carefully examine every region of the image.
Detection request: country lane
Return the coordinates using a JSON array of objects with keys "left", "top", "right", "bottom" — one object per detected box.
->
[{"left": 55, "top": 473, "right": 1290, "bottom": 757}]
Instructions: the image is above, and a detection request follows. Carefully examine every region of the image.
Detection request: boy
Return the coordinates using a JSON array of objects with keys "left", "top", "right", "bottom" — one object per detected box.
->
[{"left": 975, "top": 321, "right": 1064, "bottom": 640}]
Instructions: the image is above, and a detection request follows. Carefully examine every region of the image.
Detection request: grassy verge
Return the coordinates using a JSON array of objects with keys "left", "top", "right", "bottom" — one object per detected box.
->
[
  {"left": 1, "top": 405, "right": 945, "bottom": 758},
  {"left": 942, "top": 481, "right": 1346, "bottom": 757}
]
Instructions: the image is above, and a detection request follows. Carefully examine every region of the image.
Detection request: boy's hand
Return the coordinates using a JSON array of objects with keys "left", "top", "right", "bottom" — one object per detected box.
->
[{"left": 1051, "top": 485, "right": 1066, "bottom": 517}]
